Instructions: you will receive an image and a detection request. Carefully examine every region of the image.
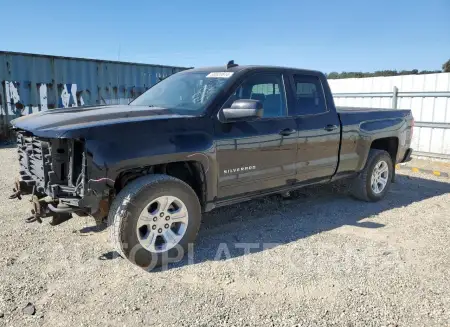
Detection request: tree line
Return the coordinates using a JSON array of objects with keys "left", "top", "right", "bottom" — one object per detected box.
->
[{"left": 327, "top": 59, "right": 450, "bottom": 79}]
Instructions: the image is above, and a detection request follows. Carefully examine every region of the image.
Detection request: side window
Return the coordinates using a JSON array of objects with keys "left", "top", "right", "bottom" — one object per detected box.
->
[
  {"left": 292, "top": 75, "right": 327, "bottom": 115},
  {"left": 251, "top": 83, "right": 280, "bottom": 96},
  {"left": 223, "top": 73, "right": 287, "bottom": 118}
]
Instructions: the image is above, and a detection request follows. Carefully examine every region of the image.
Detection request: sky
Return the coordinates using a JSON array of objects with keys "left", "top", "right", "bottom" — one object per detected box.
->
[{"left": 0, "top": 0, "right": 449, "bottom": 73}]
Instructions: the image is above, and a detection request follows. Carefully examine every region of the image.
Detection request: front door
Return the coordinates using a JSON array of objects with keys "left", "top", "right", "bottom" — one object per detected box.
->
[{"left": 215, "top": 72, "right": 298, "bottom": 198}]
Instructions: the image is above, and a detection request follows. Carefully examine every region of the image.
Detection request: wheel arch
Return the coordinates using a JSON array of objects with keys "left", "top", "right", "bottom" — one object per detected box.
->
[
  {"left": 112, "top": 159, "right": 209, "bottom": 209},
  {"left": 356, "top": 136, "right": 400, "bottom": 172},
  {"left": 370, "top": 137, "right": 399, "bottom": 164}
]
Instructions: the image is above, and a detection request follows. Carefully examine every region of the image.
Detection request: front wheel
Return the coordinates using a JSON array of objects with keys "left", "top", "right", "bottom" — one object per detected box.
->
[
  {"left": 108, "top": 174, "right": 201, "bottom": 269},
  {"left": 350, "top": 149, "right": 393, "bottom": 202}
]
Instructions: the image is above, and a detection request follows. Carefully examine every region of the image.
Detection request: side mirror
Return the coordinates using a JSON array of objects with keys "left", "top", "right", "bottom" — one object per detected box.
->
[{"left": 222, "top": 99, "right": 263, "bottom": 121}]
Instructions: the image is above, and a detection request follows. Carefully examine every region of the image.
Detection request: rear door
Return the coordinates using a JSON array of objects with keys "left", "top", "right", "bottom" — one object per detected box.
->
[
  {"left": 287, "top": 73, "right": 341, "bottom": 182},
  {"left": 215, "top": 71, "right": 298, "bottom": 198}
]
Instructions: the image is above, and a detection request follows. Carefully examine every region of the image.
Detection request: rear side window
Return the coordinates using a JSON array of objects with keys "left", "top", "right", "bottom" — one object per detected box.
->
[{"left": 292, "top": 75, "right": 327, "bottom": 115}]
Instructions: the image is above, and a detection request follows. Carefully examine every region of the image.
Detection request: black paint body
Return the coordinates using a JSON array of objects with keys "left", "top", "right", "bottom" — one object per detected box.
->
[{"left": 11, "top": 65, "right": 414, "bottom": 213}]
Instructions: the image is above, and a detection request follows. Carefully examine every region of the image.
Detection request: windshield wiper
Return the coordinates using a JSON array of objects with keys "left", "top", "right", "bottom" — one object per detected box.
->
[
  {"left": 147, "top": 104, "right": 170, "bottom": 110},
  {"left": 173, "top": 102, "right": 197, "bottom": 108}
]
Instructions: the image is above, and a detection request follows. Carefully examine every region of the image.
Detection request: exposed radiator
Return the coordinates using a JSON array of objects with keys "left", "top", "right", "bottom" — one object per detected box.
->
[{"left": 17, "top": 131, "right": 51, "bottom": 193}]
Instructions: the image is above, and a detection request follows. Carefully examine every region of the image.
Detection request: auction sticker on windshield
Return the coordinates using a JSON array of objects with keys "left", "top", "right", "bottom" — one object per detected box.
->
[{"left": 206, "top": 72, "right": 234, "bottom": 78}]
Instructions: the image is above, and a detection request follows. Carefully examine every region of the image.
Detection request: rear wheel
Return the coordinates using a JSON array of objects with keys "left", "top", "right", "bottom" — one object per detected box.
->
[
  {"left": 108, "top": 174, "right": 201, "bottom": 269},
  {"left": 350, "top": 149, "right": 393, "bottom": 202}
]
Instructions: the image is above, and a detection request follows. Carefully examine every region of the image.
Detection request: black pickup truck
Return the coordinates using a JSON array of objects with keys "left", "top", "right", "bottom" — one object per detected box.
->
[{"left": 10, "top": 62, "right": 414, "bottom": 268}]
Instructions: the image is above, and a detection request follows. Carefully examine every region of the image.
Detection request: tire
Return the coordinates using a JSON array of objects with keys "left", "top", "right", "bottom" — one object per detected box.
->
[
  {"left": 350, "top": 149, "right": 393, "bottom": 202},
  {"left": 108, "top": 174, "right": 201, "bottom": 269}
]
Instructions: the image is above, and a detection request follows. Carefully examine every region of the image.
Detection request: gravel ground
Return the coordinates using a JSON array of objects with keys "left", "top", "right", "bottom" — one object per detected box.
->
[{"left": 0, "top": 146, "right": 449, "bottom": 327}]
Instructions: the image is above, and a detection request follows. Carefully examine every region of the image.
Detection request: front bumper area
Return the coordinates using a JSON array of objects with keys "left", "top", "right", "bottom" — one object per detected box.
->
[
  {"left": 10, "top": 175, "right": 111, "bottom": 224},
  {"left": 9, "top": 178, "right": 77, "bottom": 224},
  {"left": 11, "top": 129, "right": 112, "bottom": 224}
]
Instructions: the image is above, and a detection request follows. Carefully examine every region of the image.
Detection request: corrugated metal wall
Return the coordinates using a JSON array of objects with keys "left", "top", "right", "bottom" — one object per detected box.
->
[
  {"left": 0, "top": 51, "right": 188, "bottom": 138},
  {"left": 328, "top": 73, "right": 450, "bottom": 159}
]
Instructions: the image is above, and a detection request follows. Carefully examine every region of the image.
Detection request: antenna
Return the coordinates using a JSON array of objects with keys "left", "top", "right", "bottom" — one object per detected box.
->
[{"left": 227, "top": 60, "right": 238, "bottom": 69}]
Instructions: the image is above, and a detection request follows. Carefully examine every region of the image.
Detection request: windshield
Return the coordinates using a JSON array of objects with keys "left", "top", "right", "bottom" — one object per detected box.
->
[{"left": 130, "top": 71, "right": 232, "bottom": 114}]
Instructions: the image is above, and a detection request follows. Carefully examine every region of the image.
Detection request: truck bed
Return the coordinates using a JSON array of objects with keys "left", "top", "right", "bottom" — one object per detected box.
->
[
  {"left": 335, "top": 105, "right": 414, "bottom": 175},
  {"left": 337, "top": 106, "right": 406, "bottom": 113},
  {"left": 337, "top": 106, "right": 412, "bottom": 122}
]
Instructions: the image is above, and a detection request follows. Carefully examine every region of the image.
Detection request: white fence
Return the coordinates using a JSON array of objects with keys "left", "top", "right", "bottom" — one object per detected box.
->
[{"left": 328, "top": 73, "right": 450, "bottom": 159}]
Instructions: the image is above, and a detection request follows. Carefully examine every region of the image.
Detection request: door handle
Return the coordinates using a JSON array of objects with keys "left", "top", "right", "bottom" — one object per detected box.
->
[
  {"left": 279, "top": 128, "right": 297, "bottom": 136},
  {"left": 324, "top": 124, "right": 338, "bottom": 132}
]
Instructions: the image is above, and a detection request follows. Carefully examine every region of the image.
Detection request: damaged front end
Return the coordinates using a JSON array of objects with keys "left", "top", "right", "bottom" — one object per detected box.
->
[{"left": 10, "top": 130, "right": 111, "bottom": 225}]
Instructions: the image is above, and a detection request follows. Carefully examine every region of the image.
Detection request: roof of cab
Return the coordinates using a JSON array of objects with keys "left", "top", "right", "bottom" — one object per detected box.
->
[{"left": 183, "top": 64, "right": 323, "bottom": 76}]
